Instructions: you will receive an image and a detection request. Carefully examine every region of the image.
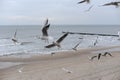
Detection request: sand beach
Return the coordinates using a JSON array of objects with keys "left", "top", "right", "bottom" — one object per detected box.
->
[{"left": 0, "top": 46, "right": 120, "bottom": 80}]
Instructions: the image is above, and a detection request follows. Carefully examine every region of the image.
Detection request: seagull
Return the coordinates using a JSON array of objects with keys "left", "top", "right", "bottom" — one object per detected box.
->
[
  {"left": 102, "top": 1, "right": 120, "bottom": 8},
  {"left": 90, "top": 53, "right": 102, "bottom": 61},
  {"left": 45, "top": 32, "right": 69, "bottom": 48},
  {"left": 72, "top": 41, "right": 81, "bottom": 51},
  {"left": 40, "top": 18, "right": 51, "bottom": 42},
  {"left": 102, "top": 52, "right": 113, "bottom": 57},
  {"left": 85, "top": 5, "right": 94, "bottom": 12},
  {"left": 78, "top": 0, "right": 90, "bottom": 4},
  {"left": 51, "top": 52, "right": 55, "bottom": 56},
  {"left": 62, "top": 68, "right": 72, "bottom": 73},
  {"left": 93, "top": 36, "right": 98, "bottom": 46},
  {"left": 12, "top": 29, "right": 18, "bottom": 44}
]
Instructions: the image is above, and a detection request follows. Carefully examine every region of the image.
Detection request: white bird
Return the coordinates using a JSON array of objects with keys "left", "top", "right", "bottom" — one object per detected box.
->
[
  {"left": 41, "top": 18, "right": 50, "bottom": 42},
  {"left": 90, "top": 53, "right": 102, "bottom": 61},
  {"left": 12, "top": 29, "right": 18, "bottom": 44},
  {"left": 93, "top": 36, "right": 98, "bottom": 46},
  {"left": 37, "top": 18, "right": 53, "bottom": 43},
  {"left": 102, "top": 52, "right": 113, "bottom": 57},
  {"left": 102, "top": 1, "right": 120, "bottom": 8},
  {"left": 72, "top": 41, "right": 81, "bottom": 51},
  {"left": 62, "top": 68, "right": 72, "bottom": 73},
  {"left": 45, "top": 32, "right": 69, "bottom": 48}
]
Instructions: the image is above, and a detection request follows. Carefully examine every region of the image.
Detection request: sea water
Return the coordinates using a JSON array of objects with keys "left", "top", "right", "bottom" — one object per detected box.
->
[{"left": 0, "top": 25, "right": 120, "bottom": 56}]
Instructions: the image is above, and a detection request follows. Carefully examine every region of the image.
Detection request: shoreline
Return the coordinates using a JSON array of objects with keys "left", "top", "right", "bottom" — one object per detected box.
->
[{"left": 0, "top": 46, "right": 120, "bottom": 80}]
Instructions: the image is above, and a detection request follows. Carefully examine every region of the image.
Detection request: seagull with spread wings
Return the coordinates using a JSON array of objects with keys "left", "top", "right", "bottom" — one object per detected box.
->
[
  {"left": 102, "top": 1, "right": 120, "bottom": 8},
  {"left": 40, "top": 18, "right": 53, "bottom": 43},
  {"left": 102, "top": 52, "right": 113, "bottom": 57},
  {"left": 45, "top": 32, "right": 69, "bottom": 48}
]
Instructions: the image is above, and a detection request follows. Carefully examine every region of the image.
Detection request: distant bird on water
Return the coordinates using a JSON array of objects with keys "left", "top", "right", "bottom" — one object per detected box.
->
[
  {"left": 45, "top": 32, "right": 69, "bottom": 48},
  {"left": 78, "top": 0, "right": 90, "bottom": 4},
  {"left": 12, "top": 29, "right": 18, "bottom": 44},
  {"left": 102, "top": 1, "right": 120, "bottom": 8}
]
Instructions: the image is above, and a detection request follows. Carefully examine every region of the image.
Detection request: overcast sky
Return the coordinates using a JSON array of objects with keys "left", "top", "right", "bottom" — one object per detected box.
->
[{"left": 0, "top": 0, "right": 120, "bottom": 25}]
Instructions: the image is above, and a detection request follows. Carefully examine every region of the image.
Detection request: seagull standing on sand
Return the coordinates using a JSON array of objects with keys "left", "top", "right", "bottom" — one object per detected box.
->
[
  {"left": 78, "top": 0, "right": 90, "bottom": 4},
  {"left": 12, "top": 29, "right": 18, "bottom": 44},
  {"left": 102, "top": 1, "right": 120, "bottom": 8},
  {"left": 45, "top": 32, "right": 69, "bottom": 48}
]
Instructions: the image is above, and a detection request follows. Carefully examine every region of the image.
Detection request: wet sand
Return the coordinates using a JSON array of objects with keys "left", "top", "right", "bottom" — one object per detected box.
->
[{"left": 0, "top": 46, "right": 120, "bottom": 80}]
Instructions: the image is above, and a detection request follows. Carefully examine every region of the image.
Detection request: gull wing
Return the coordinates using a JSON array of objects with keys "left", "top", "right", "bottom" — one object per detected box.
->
[
  {"left": 86, "top": 0, "right": 90, "bottom": 3},
  {"left": 14, "top": 30, "right": 17, "bottom": 38},
  {"left": 90, "top": 56, "right": 97, "bottom": 60},
  {"left": 44, "top": 18, "right": 48, "bottom": 26},
  {"left": 102, "top": 2, "right": 113, "bottom": 6},
  {"left": 78, "top": 0, "right": 86, "bottom": 4},
  {"left": 85, "top": 5, "right": 94, "bottom": 12},
  {"left": 98, "top": 53, "right": 102, "bottom": 60},
  {"left": 42, "top": 24, "right": 50, "bottom": 36},
  {"left": 45, "top": 43, "right": 56, "bottom": 48},
  {"left": 56, "top": 32, "right": 69, "bottom": 43},
  {"left": 103, "top": 52, "right": 112, "bottom": 56},
  {"left": 73, "top": 41, "right": 81, "bottom": 49},
  {"left": 117, "top": 2, "right": 120, "bottom": 3}
]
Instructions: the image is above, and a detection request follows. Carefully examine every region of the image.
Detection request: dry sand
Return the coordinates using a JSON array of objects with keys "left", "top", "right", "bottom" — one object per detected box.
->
[{"left": 0, "top": 46, "right": 120, "bottom": 80}]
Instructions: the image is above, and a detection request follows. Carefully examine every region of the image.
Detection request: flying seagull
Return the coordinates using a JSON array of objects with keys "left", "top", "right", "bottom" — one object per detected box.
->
[
  {"left": 12, "top": 29, "right": 18, "bottom": 44},
  {"left": 40, "top": 18, "right": 51, "bottom": 42},
  {"left": 93, "top": 36, "right": 98, "bottom": 46},
  {"left": 72, "top": 41, "right": 81, "bottom": 51},
  {"left": 102, "top": 1, "right": 120, "bottom": 8},
  {"left": 102, "top": 52, "right": 113, "bottom": 57},
  {"left": 90, "top": 53, "right": 102, "bottom": 61},
  {"left": 78, "top": 0, "right": 90, "bottom": 4},
  {"left": 85, "top": 5, "right": 94, "bottom": 12},
  {"left": 45, "top": 32, "right": 69, "bottom": 48}
]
